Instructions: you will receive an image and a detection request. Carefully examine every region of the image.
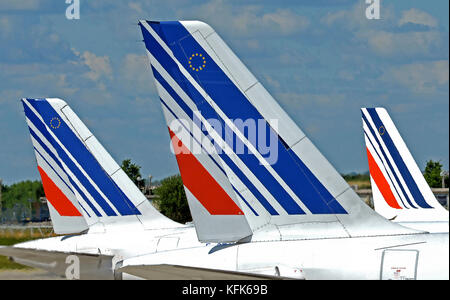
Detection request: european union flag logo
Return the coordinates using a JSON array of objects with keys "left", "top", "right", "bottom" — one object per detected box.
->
[
  {"left": 188, "top": 53, "right": 206, "bottom": 72},
  {"left": 50, "top": 117, "right": 61, "bottom": 129}
]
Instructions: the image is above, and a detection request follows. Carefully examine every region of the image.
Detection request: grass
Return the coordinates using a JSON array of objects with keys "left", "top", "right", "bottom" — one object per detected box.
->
[{"left": 0, "top": 254, "right": 31, "bottom": 270}]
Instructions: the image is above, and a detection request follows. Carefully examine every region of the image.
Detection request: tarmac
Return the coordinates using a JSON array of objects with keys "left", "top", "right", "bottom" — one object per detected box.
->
[{"left": 0, "top": 269, "right": 63, "bottom": 280}]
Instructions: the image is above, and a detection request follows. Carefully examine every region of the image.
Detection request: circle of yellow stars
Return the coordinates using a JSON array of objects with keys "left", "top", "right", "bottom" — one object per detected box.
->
[
  {"left": 378, "top": 125, "right": 385, "bottom": 136},
  {"left": 188, "top": 53, "right": 206, "bottom": 72},
  {"left": 50, "top": 117, "right": 61, "bottom": 129}
]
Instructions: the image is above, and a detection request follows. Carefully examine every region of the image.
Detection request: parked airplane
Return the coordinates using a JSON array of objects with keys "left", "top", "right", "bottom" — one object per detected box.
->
[
  {"left": 361, "top": 107, "right": 448, "bottom": 233},
  {"left": 0, "top": 98, "right": 206, "bottom": 280},
  {"left": 116, "top": 20, "right": 449, "bottom": 280}
]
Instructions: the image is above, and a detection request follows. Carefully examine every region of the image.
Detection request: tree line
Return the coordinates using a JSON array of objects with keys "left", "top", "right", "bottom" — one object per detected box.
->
[{"left": 1, "top": 159, "right": 448, "bottom": 224}]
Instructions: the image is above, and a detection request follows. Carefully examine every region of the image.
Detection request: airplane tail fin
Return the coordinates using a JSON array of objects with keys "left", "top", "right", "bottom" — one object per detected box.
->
[
  {"left": 139, "top": 20, "right": 419, "bottom": 242},
  {"left": 361, "top": 107, "right": 448, "bottom": 222},
  {"left": 21, "top": 98, "right": 180, "bottom": 232}
]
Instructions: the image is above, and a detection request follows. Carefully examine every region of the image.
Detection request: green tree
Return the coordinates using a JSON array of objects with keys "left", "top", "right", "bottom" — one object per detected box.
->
[
  {"left": 423, "top": 160, "right": 443, "bottom": 188},
  {"left": 154, "top": 175, "right": 191, "bottom": 224},
  {"left": 0, "top": 181, "right": 6, "bottom": 212},
  {"left": 1, "top": 180, "right": 44, "bottom": 209},
  {"left": 121, "top": 159, "right": 142, "bottom": 186}
]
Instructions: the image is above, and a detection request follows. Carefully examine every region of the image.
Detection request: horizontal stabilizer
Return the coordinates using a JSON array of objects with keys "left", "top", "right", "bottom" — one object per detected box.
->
[{"left": 119, "top": 264, "right": 284, "bottom": 280}]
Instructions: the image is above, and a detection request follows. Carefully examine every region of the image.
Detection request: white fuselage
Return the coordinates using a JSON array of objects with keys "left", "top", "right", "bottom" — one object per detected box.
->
[
  {"left": 121, "top": 232, "right": 449, "bottom": 280},
  {"left": 16, "top": 226, "right": 448, "bottom": 280}
]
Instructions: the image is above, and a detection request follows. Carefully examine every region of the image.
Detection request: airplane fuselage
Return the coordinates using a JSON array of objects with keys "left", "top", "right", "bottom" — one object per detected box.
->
[
  {"left": 121, "top": 231, "right": 449, "bottom": 280},
  {"left": 15, "top": 228, "right": 448, "bottom": 280}
]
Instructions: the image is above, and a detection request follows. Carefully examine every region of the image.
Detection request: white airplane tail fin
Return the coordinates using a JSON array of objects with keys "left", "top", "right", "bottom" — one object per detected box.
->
[
  {"left": 139, "top": 20, "right": 419, "bottom": 242},
  {"left": 21, "top": 98, "right": 180, "bottom": 232},
  {"left": 361, "top": 107, "right": 448, "bottom": 222}
]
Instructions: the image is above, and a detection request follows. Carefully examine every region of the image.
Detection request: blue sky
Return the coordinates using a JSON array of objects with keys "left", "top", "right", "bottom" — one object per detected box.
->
[{"left": 0, "top": 0, "right": 448, "bottom": 184}]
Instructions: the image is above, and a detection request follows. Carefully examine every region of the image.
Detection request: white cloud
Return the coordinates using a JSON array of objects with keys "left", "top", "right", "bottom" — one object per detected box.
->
[
  {"left": 399, "top": 8, "right": 438, "bottom": 28},
  {"left": 362, "top": 30, "right": 443, "bottom": 57},
  {"left": 128, "top": 2, "right": 143, "bottom": 14},
  {"left": 319, "top": 2, "right": 445, "bottom": 59},
  {"left": 381, "top": 60, "right": 449, "bottom": 93},
  {"left": 0, "top": 16, "right": 12, "bottom": 38},
  {"left": 120, "top": 53, "right": 154, "bottom": 92},
  {"left": 76, "top": 51, "right": 113, "bottom": 81},
  {"left": 122, "top": 54, "right": 147, "bottom": 80},
  {"left": 187, "top": 1, "right": 310, "bottom": 37},
  {"left": 338, "top": 69, "right": 357, "bottom": 81},
  {"left": 366, "top": 31, "right": 443, "bottom": 56},
  {"left": 260, "top": 9, "right": 310, "bottom": 35},
  {"left": 321, "top": 4, "right": 364, "bottom": 28},
  {"left": 277, "top": 92, "right": 347, "bottom": 108},
  {"left": 262, "top": 75, "right": 281, "bottom": 90},
  {"left": 0, "top": 62, "right": 79, "bottom": 100},
  {"left": 320, "top": 2, "right": 396, "bottom": 30}
]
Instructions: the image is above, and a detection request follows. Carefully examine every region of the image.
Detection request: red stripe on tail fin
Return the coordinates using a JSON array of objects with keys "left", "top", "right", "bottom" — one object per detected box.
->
[
  {"left": 37, "top": 166, "right": 83, "bottom": 216},
  {"left": 169, "top": 128, "right": 243, "bottom": 215},
  {"left": 366, "top": 148, "right": 402, "bottom": 209}
]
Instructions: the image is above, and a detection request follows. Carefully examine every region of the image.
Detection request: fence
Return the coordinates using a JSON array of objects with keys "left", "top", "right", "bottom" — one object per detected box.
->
[
  {"left": 0, "top": 223, "right": 55, "bottom": 239},
  {"left": 0, "top": 197, "right": 50, "bottom": 224},
  {"left": 355, "top": 188, "right": 449, "bottom": 210}
]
